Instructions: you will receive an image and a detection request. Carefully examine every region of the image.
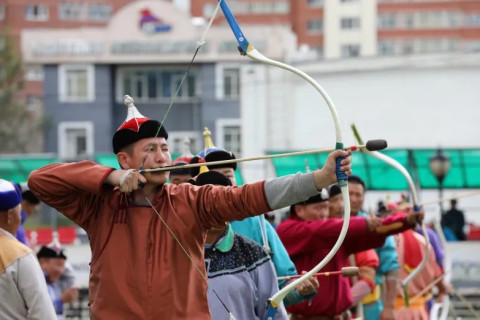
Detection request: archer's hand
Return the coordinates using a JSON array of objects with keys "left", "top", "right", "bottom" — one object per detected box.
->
[
  {"left": 366, "top": 216, "right": 382, "bottom": 232},
  {"left": 293, "top": 271, "right": 319, "bottom": 296},
  {"left": 314, "top": 150, "right": 352, "bottom": 189},
  {"left": 380, "top": 306, "right": 395, "bottom": 320},
  {"left": 61, "top": 287, "right": 79, "bottom": 303},
  {"left": 105, "top": 169, "right": 147, "bottom": 192},
  {"left": 406, "top": 207, "right": 424, "bottom": 226}
]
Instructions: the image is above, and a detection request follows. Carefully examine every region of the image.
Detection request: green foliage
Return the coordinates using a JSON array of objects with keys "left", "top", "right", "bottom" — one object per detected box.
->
[{"left": 0, "top": 29, "right": 47, "bottom": 153}]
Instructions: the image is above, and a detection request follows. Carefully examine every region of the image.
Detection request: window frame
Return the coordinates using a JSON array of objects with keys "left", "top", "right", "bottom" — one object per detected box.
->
[
  {"left": 340, "top": 17, "right": 361, "bottom": 30},
  {"left": 25, "top": 4, "right": 49, "bottom": 21},
  {"left": 58, "top": 64, "right": 95, "bottom": 103},
  {"left": 341, "top": 44, "right": 361, "bottom": 58},
  {"left": 307, "top": 0, "right": 323, "bottom": 8},
  {"left": 216, "top": 119, "right": 242, "bottom": 157},
  {"left": 116, "top": 66, "right": 198, "bottom": 103},
  {"left": 58, "top": 121, "right": 94, "bottom": 160},
  {"left": 307, "top": 18, "right": 323, "bottom": 34},
  {"left": 215, "top": 64, "right": 241, "bottom": 101},
  {"left": 167, "top": 131, "right": 201, "bottom": 155}
]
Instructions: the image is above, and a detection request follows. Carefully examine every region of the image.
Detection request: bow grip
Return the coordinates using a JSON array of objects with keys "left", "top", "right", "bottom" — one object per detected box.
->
[{"left": 335, "top": 142, "right": 348, "bottom": 182}]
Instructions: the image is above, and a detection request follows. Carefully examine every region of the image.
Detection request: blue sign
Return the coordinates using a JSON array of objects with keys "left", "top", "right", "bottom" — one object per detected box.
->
[{"left": 139, "top": 8, "right": 172, "bottom": 34}]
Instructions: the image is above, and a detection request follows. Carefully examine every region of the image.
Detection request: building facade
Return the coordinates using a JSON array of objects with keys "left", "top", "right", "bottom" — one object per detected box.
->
[
  {"left": 21, "top": 0, "right": 296, "bottom": 160},
  {"left": 192, "top": 0, "right": 480, "bottom": 59},
  {"left": 0, "top": 0, "right": 137, "bottom": 152}
]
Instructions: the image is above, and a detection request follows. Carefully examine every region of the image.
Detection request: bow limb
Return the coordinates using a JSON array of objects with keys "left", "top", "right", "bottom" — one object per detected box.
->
[
  {"left": 351, "top": 125, "right": 430, "bottom": 307},
  {"left": 218, "top": 1, "right": 351, "bottom": 318}
]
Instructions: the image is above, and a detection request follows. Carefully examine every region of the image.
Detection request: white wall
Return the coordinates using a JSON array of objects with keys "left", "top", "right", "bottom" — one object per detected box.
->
[{"left": 240, "top": 53, "right": 480, "bottom": 223}]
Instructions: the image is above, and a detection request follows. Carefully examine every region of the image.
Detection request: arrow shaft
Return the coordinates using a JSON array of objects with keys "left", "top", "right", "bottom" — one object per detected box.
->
[{"left": 140, "top": 144, "right": 366, "bottom": 173}]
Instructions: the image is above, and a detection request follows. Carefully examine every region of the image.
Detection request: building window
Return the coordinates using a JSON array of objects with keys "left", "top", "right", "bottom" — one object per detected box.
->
[
  {"left": 341, "top": 17, "right": 360, "bottom": 30},
  {"left": 378, "top": 13, "right": 396, "bottom": 29},
  {"left": 216, "top": 119, "right": 241, "bottom": 156},
  {"left": 402, "top": 40, "right": 414, "bottom": 55},
  {"left": 58, "top": 122, "right": 94, "bottom": 160},
  {"left": 312, "top": 45, "right": 324, "bottom": 58},
  {"left": 25, "top": 65, "right": 44, "bottom": 81},
  {"left": 118, "top": 68, "right": 197, "bottom": 103},
  {"left": 168, "top": 131, "right": 201, "bottom": 155},
  {"left": 25, "top": 5, "right": 49, "bottom": 21},
  {"left": 88, "top": 4, "right": 111, "bottom": 21},
  {"left": 307, "top": 0, "right": 323, "bottom": 7},
  {"left": 466, "top": 14, "right": 480, "bottom": 27},
  {"left": 341, "top": 44, "right": 360, "bottom": 57},
  {"left": 273, "top": 2, "right": 289, "bottom": 13},
  {"left": 307, "top": 19, "right": 323, "bottom": 34},
  {"left": 0, "top": 4, "right": 5, "bottom": 20},
  {"left": 223, "top": 68, "right": 240, "bottom": 100},
  {"left": 26, "top": 95, "right": 42, "bottom": 111},
  {"left": 378, "top": 41, "right": 396, "bottom": 56},
  {"left": 404, "top": 13, "right": 414, "bottom": 29},
  {"left": 59, "top": 2, "right": 83, "bottom": 20},
  {"left": 59, "top": 65, "right": 95, "bottom": 102}
]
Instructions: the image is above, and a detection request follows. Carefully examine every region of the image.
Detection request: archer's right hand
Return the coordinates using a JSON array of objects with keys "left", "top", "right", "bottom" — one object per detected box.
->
[{"left": 105, "top": 169, "right": 147, "bottom": 192}]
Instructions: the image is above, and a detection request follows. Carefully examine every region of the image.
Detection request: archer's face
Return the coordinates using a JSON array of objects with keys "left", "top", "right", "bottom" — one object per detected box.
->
[
  {"left": 348, "top": 182, "right": 365, "bottom": 215},
  {"left": 169, "top": 174, "right": 192, "bottom": 185},
  {"left": 328, "top": 194, "right": 343, "bottom": 219},
  {"left": 120, "top": 137, "right": 172, "bottom": 185},
  {"left": 296, "top": 201, "right": 330, "bottom": 221},
  {"left": 209, "top": 168, "right": 237, "bottom": 186},
  {"left": 39, "top": 258, "right": 66, "bottom": 284}
]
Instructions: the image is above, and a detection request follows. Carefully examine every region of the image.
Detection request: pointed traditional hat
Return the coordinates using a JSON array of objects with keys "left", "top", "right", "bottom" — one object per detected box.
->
[
  {"left": 190, "top": 128, "right": 236, "bottom": 177},
  {"left": 198, "top": 127, "right": 236, "bottom": 170},
  {"left": 112, "top": 95, "right": 168, "bottom": 154}
]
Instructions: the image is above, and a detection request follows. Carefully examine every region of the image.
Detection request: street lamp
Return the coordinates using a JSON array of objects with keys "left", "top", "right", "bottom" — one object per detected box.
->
[{"left": 429, "top": 148, "right": 451, "bottom": 215}]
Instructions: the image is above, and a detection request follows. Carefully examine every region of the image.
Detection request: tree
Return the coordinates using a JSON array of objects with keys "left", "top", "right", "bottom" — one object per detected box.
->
[{"left": 0, "top": 30, "right": 47, "bottom": 153}]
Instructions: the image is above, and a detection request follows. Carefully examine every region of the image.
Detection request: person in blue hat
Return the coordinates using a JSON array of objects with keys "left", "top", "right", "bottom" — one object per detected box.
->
[{"left": 0, "top": 179, "right": 56, "bottom": 319}]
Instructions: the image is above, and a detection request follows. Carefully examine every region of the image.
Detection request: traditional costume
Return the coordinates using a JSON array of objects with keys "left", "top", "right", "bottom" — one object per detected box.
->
[
  {"left": 195, "top": 171, "right": 288, "bottom": 320},
  {"left": 394, "top": 223, "right": 443, "bottom": 320},
  {"left": 28, "top": 98, "right": 326, "bottom": 319},
  {"left": 37, "top": 245, "right": 68, "bottom": 318},
  {"left": 277, "top": 195, "right": 415, "bottom": 319},
  {"left": 0, "top": 179, "right": 56, "bottom": 319}
]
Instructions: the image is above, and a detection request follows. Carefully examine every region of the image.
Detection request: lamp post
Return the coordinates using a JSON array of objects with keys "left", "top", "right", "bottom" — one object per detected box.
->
[{"left": 429, "top": 148, "right": 451, "bottom": 215}]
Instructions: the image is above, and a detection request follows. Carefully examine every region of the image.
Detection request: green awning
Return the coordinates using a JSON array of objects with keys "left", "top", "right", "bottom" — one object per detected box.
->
[
  {"left": 0, "top": 153, "right": 244, "bottom": 185},
  {"left": 269, "top": 149, "right": 480, "bottom": 190}
]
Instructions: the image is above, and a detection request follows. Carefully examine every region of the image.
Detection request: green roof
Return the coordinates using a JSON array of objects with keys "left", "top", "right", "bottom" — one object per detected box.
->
[
  {"left": 0, "top": 153, "right": 244, "bottom": 185},
  {"left": 269, "top": 149, "right": 480, "bottom": 190}
]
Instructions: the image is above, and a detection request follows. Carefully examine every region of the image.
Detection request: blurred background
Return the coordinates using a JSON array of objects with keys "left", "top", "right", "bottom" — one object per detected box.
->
[{"left": 1, "top": 0, "right": 480, "bottom": 318}]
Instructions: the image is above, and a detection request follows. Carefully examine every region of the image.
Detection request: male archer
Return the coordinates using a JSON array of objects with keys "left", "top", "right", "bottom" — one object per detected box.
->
[{"left": 28, "top": 96, "right": 352, "bottom": 320}]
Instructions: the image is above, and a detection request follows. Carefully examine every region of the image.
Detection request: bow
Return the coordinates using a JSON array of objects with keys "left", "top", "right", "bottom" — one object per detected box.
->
[
  {"left": 216, "top": 1, "right": 351, "bottom": 318},
  {"left": 351, "top": 124, "right": 430, "bottom": 307}
]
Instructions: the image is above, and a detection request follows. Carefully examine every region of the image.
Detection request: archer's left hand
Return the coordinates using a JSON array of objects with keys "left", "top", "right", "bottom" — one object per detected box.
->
[{"left": 313, "top": 150, "right": 352, "bottom": 190}]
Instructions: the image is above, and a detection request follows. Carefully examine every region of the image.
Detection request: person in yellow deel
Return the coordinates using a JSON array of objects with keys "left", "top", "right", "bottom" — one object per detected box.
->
[{"left": 0, "top": 179, "right": 56, "bottom": 319}]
